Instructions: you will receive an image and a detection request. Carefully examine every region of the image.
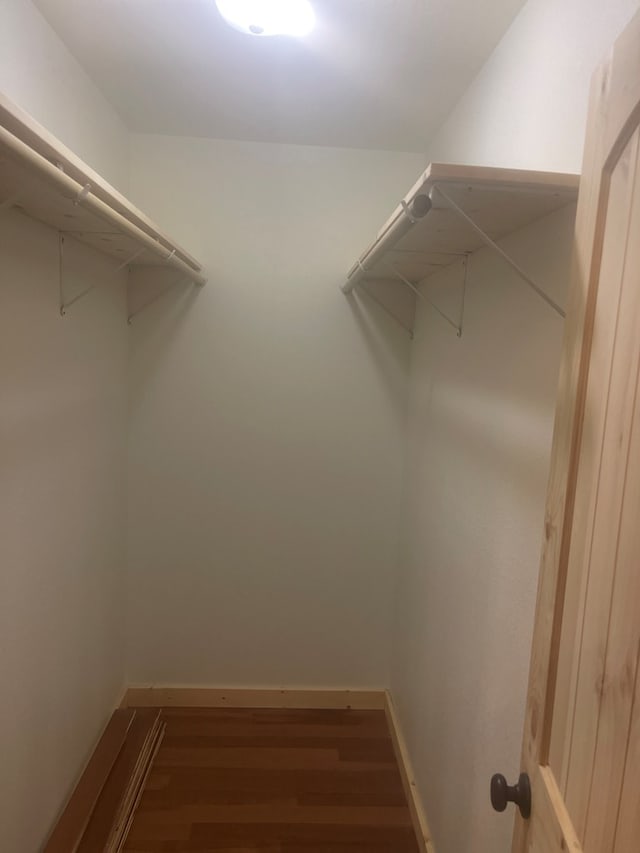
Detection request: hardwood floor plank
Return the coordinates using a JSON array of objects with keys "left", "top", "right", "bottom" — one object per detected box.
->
[
  {"left": 138, "top": 787, "right": 408, "bottom": 809},
  {"left": 160, "top": 735, "right": 395, "bottom": 751},
  {"left": 130, "top": 804, "right": 412, "bottom": 827},
  {"left": 160, "top": 721, "right": 389, "bottom": 739},
  {"left": 188, "top": 821, "right": 418, "bottom": 845},
  {"left": 154, "top": 747, "right": 395, "bottom": 771},
  {"left": 140, "top": 766, "right": 405, "bottom": 795}
]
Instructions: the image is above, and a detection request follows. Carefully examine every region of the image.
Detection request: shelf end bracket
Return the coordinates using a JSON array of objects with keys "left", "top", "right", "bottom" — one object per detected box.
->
[
  {"left": 385, "top": 257, "right": 467, "bottom": 337},
  {"left": 127, "top": 274, "right": 195, "bottom": 324},
  {"left": 58, "top": 232, "right": 103, "bottom": 316},
  {"left": 429, "top": 184, "right": 566, "bottom": 319}
]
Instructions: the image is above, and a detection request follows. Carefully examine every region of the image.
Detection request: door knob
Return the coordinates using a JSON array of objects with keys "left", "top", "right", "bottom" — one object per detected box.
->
[{"left": 490, "top": 772, "right": 531, "bottom": 819}]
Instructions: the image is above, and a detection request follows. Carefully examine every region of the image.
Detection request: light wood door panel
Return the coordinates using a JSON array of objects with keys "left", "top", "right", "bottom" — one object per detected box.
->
[
  {"left": 557, "top": 126, "right": 640, "bottom": 845},
  {"left": 512, "top": 9, "right": 640, "bottom": 853},
  {"left": 548, "top": 130, "right": 640, "bottom": 800},
  {"left": 613, "top": 663, "right": 640, "bottom": 851}
]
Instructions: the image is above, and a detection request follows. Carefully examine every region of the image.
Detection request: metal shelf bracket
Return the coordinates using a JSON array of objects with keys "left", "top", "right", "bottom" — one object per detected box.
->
[
  {"left": 429, "top": 184, "right": 566, "bottom": 319},
  {"left": 0, "top": 192, "right": 20, "bottom": 218},
  {"left": 115, "top": 248, "right": 146, "bottom": 271},
  {"left": 127, "top": 275, "right": 196, "bottom": 324},
  {"left": 358, "top": 281, "right": 415, "bottom": 338},
  {"left": 58, "top": 233, "right": 100, "bottom": 316},
  {"left": 127, "top": 246, "right": 202, "bottom": 324},
  {"left": 59, "top": 236, "right": 153, "bottom": 316},
  {"left": 385, "top": 253, "right": 469, "bottom": 338}
]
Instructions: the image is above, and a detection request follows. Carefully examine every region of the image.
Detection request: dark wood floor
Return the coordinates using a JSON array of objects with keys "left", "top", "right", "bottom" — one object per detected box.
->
[{"left": 123, "top": 707, "right": 420, "bottom": 852}]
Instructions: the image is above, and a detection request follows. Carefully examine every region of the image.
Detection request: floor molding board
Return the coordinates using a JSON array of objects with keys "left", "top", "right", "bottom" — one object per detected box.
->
[
  {"left": 384, "top": 690, "right": 436, "bottom": 853},
  {"left": 43, "top": 709, "right": 135, "bottom": 853},
  {"left": 122, "top": 686, "right": 387, "bottom": 710}
]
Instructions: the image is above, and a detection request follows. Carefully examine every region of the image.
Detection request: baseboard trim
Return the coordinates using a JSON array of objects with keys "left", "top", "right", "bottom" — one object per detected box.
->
[
  {"left": 384, "top": 691, "right": 436, "bottom": 853},
  {"left": 122, "top": 686, "right": 386, "bottom": 710}
]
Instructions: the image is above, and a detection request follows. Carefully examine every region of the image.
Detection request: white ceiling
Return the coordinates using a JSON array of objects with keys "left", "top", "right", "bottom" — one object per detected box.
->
[{"left": 33, "top": 0, "right": 526, "bottom": 151}]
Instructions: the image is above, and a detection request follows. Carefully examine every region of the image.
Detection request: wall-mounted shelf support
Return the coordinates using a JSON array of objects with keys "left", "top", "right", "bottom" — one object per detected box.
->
[
  {"left": 59, "top": 232, "right": 102, "bottom": 316},
  {"left": 359, "top": 280, "right": 414, "bottom": 337},
  {"left": 127, "top": 274, "right": 198, "bottom": 325},
  {"left": 429, "top": 184, "right": 565, "bottom": 318},
  {"left": 384, "top": 253, "right": 468, "bottom": 337},
  {"left": 115, "top": 247, "right": 146, "bottom": 271},
  {"left": 1, "top": 91, "right": 208, "bottom": 325},
  {"left": 341, "top": 163, "right": 578, "bottom": 338},
  {"left": 342, "top": 193, "right": 432, "bottom": 295},
  {"left": 74, "top": 182, "right": 91, "bottom": 205},
  {"left": 1, "top": 192, "right": 20, "bottom": 217}
]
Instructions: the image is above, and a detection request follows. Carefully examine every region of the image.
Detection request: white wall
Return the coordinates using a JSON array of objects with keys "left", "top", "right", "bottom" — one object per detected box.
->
[
  {"left": 0, "top": 3, "right": 130, "bottom": 850},
  {"left": 126, "top": 134, "right": 425, "bottom": 688},
  {"left": 0, "top": 214, "right": 129, "bottom": 853},
  {"left": 426, "top": 0, "right": 640, "bottom": 172},
  {"left": 393, "top": 206, "right": 574, "bottom": 853},
  {"left": 391, "top": 2, "right": 640, "bottom": 853},
  {"left": 0, "top": 0, "right": 129, "bottom": 189}
]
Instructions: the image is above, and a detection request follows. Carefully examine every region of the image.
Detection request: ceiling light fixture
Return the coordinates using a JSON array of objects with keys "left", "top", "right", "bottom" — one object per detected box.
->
[{"left": 215, "top": 0, "right": 315, "bottom": 37}]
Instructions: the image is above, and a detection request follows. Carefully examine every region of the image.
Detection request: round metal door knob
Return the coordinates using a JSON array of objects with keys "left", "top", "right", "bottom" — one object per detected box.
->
[{"left": 490, "top": 772, "right": 531, "bottom": 819}]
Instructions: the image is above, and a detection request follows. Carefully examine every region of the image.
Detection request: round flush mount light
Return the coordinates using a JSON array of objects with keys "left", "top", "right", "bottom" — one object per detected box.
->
[{"left": 215, "top": 0, "right": 315, "bottom": 37}]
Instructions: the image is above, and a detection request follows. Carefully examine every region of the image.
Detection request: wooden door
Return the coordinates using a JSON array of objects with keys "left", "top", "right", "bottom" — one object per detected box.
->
[{"left": 509, "top": 9, "right": 640, "bottom": 853}]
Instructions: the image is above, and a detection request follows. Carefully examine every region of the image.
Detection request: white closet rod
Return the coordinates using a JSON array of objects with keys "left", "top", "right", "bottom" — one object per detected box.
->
[
  {"left": 0, "top": 124, "right": 207, "bottom": 286},
  {"left": 341, "top": 193, "right": 432, "bottom": 294}
]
